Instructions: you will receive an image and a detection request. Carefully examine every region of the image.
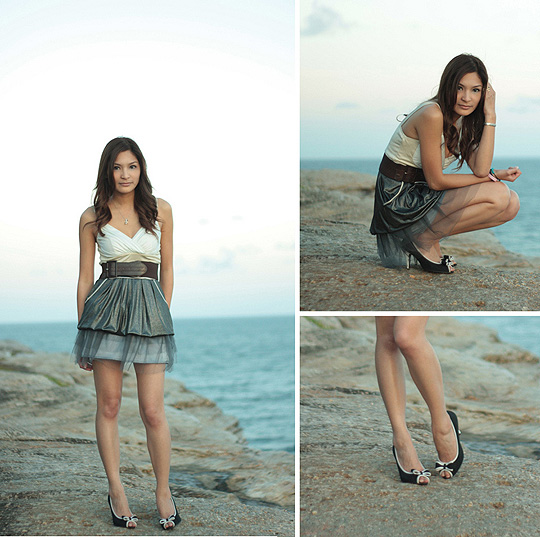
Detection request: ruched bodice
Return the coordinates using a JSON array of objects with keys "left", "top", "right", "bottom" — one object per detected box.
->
[{"left": 97, "top": 224, "right": 161, "bottom": 264}]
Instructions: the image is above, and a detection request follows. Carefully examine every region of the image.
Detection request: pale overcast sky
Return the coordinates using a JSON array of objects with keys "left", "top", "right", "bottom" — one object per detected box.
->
[
  {"left": 301, "top": 0, "right": 540, "bottom": 159},
  {"left": 0, "top": 0, "right": 295, "bottom": 323}
]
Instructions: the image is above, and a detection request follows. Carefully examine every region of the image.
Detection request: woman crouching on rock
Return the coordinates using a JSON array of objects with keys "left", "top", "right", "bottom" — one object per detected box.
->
[
  {"left": 375, "top": 316, "right": 463, "bottom": 485},
  {"left": 72, "top": 137, "right": 181, "bottom": 529},
  {"left": 370, "top": 53, "right": 521, "bottom": 273}
]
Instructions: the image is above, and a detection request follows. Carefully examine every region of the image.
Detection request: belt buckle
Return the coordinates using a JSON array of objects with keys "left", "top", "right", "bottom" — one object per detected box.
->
[{"left": 109, "top": 260, "right": 117, "bottom": 278}]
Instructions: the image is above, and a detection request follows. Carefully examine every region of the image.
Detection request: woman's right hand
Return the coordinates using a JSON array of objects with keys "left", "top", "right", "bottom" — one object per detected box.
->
[
  {"left": 79, "top": 362, "right": 93, "bottom": 371},
  {"left": 494, "top": 167, "right": 521, "bottom": 182},
  {"left": 484, "top": 83, "right": 496, "bottom": 122}
]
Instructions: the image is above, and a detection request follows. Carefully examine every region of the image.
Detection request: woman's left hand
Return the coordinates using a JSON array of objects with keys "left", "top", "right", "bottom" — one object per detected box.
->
[{"left": 494, "top": 167, "right": 521, "bottom": 182}]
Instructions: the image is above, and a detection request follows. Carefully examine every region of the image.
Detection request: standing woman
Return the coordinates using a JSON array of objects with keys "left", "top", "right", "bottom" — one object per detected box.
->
[
  {"left": 73, "top": 137, "right": 181, "bottom": 529},
  {"left": 375, "top": 316, "right": 463, "bottom": 485},
  {"left": 370, "top": 53, "right": 521, "bottom": 272}
]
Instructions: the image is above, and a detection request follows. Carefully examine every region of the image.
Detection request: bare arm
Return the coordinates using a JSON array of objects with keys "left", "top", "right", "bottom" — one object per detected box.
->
[
  {"left": 466, "top": 83, "right": 496, "bottom": 176},
  {"left": 415, "top": 105, "right": 492, "bottom": 191},
  {"left": 158, "top": 198, "right": 174, "bottom": 307},
  {"left": 467, "top": 124, "right": 495, "bottom": 177},
  {"left": 77, "top": 208, "right": 97, "bottom": 322}
]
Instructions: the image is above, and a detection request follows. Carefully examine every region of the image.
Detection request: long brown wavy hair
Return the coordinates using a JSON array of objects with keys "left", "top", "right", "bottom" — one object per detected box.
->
[
  {"left": 431, "top": 53, "right": 488, "bottom": 170},
  {"left": 89, "top": 137, "right": 159, "bottom": 236}
]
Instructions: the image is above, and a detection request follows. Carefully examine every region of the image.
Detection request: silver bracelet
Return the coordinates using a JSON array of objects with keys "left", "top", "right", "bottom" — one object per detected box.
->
[{"left": 484, "top": 122, "right": 496, "bottom": 127}]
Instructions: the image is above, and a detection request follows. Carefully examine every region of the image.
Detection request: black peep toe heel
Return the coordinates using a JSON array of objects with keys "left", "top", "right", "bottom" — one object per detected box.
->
[
  {"left": 435, "top": 410, "right": 464, "bottom": 479},
  {"left": 403, "top": 241, "right": 454, "bottom": 274},
  {"left": 442, "top": 254, "right": 457, "bottom": 267},
  {"left": 392, "top": 446, "right": 431, "bottom": 485},
  {"left": 159, "top": 496, "right": 181, "bottom": 530},
  {"left": 108, "top": 494, "right": 138, "bottom": 528}
]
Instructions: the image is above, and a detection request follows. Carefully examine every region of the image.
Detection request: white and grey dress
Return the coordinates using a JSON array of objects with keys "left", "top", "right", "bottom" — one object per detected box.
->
[
  {"left": 369, "top": 101, "right": 480, "bottom": 268},
  {"left": 72, "top": 222, "right": 177, "bottom": 371}
]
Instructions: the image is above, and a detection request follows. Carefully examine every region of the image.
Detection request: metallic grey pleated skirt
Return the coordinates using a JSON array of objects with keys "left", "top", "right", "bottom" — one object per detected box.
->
[{"left": 72, "top": 277, "right": 177, "bottom": 371}]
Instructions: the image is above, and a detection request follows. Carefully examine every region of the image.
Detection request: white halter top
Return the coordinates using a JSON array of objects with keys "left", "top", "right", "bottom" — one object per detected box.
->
[
  {"left": 385, "top": 102, "right": 462, "bottom": 170},
  {"left": 97, "top": 223, "right": 161, "bottom": 264}
]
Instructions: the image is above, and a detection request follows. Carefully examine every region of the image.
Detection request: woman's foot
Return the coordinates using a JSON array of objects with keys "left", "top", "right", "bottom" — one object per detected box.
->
[
  {"left": 432, "top": 412, "right": 459, "bottom": 479},
  {"left": 404, "top": 241, "right": 455, "bottom": 273},
  {"left": 418, "top": 243, "right": 455, "bottom": 270},
  {"left": 393, "top": 436, "right": 429, "bottom": 485},
  {"left": 108, "top": 489, "right": 137, "bottom": 528},
  {"left": 156, "top": 488, "right": 177, "bottom": 530}
]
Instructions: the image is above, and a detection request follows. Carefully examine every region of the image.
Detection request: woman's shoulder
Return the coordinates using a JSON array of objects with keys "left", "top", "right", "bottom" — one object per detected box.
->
[
  {"left": 415, "top": 101, "right": 443, "bottom": 121},
  {"left": 156, "top": 198, "right": 173, "bottom": 214},
  {"left": 156, "top": 198, "right": 173, "bottom": 228},
  {"left": 400, "top": 101, "right": 443, "bottom": 140},
  {"left": 410, "top": 102, "right": 444, "bottom": 135},
  {"left": 80, "top": 206, "right": 96, "bottom": 224},
  {"left": 79, "top": 206, "right": 98, "bottom": 237}
]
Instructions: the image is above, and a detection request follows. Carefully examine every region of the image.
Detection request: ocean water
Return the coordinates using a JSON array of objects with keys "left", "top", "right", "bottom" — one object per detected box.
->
[
  {"left": 455, "top": 315, "right": 540, "bottom": 358},
  {"left": 301, "top": 157, "right": 540, "bottom": 258},
  {"left": 0, "top": 315, "right": 294, "bottom": 453}
]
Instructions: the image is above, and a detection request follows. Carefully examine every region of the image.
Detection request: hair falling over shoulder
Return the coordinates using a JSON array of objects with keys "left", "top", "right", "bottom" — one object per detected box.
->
[
  {"left": 432, "top": 53, "right": 489, "bottom": 169},
  {"left": 88, "top": 137, "right": 159, "bottom": 236}
]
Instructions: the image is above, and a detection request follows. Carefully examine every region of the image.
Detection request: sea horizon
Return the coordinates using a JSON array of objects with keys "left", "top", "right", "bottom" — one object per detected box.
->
[
  {"left": 301, "top": 154, "right": 536, "bottom": 163},
  {"left": 0, "top": 311, "right": 292, "bottom": 327}
]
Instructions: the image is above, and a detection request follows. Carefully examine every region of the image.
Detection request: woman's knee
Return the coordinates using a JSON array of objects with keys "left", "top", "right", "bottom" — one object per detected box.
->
[
  {"left": 376, "top": 333, "right": 399, "bottom": 354},
  {"left": 487, "top": 182, "right": 512, "bottom": 213},
  {"left": 97, "top": 394, "right": 122, "bottom": 420},
  {"left": 139, "top": 404, "right": 166, "bottom": 429},
  {"left": 393, "top": 328, "right": 425, "bottom": 358},
  {"left": 501, "top": 190, "right": 520, "bottom": 222}
]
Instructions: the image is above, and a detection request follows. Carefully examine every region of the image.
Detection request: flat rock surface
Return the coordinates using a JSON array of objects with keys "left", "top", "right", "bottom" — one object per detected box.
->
[
  {"left": 300, "top": 316, "right": 540, "bottom": 537},
  {"left": 300, "top": 169, "right": 540, "bottom": 311},
  {"left": 0, "top": 341, "right": 294, "bottom": 536}
]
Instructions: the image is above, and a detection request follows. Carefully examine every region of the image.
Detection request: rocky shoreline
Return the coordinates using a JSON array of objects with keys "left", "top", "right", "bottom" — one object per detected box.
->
[
  {"left": 300, "top": 169, "right": 540, "bottom": 311},
  {"left": 0, "top": 340, "right": 294, "bottom": 536},
  {"left": 300, "top": 316, "right": 540, "bottom": 537}
]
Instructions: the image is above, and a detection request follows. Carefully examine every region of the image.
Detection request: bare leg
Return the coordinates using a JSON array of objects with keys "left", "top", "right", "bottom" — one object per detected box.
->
[
  {"left": 443, "top": 188, "right": 519, "bottom": 236},
  {"left": 134, "top": 363, "right": 175, "bottom": 528},
  {"left": 392, "top": 317, "right": 457, "bottom": 478},
  {"left": 93, "top": 359, "right": 136, "bottom": 527},
  {"left": 375, "top": 317, "right": 428, "bottom": 483},
  {"left": 416, "top": 184, "right": 519, "bottom": 260}
]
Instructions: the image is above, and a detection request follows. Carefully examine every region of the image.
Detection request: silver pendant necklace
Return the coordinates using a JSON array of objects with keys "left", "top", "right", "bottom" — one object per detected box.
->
[{"left": 113, "top": 200, "right": 131, "bottom": 225}]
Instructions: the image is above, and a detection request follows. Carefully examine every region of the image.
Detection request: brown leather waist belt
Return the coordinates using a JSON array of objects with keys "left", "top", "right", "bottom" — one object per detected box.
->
[
  {"left": 379, "top": 154, "right": 425, "bottom": 183},
  {"left": 100, "top": 261, "right": 158, "bottom": 280}
]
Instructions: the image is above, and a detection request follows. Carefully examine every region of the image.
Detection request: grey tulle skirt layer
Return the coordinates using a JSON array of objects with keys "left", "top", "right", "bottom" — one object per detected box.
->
[
  {"left": 72, "top": 277, "right": 176, "bottom": 371},
  {"left": 370, "top": 171, "right": 489, "bottom": 267}
]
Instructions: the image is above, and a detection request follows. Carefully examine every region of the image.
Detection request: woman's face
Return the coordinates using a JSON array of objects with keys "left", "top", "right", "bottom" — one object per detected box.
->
[
  {"left": 112, "top": 150, "right": 140, "bottom": 195},
  {"left": 453, "top": 72, "right": 483, "bottom": 118}
]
